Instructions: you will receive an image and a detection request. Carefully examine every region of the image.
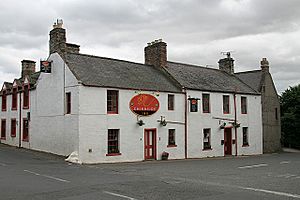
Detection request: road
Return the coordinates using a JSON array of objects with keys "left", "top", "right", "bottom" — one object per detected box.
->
[{"left": 0, "top": 144, "right": 300, "bottom": 200}]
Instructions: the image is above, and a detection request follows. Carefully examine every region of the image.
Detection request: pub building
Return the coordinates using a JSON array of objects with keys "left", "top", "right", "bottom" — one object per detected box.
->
[{"left": 0, "top": 20, "right": 263, "bottom": 163}]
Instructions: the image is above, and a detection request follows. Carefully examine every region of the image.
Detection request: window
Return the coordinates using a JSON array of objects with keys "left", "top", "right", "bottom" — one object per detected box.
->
[
  {"left": 168, "top": 129, "right": 176, "bottom": 147},
  {"left": 202, "top": 94, "right": 210, "bottom": 113},
  {"left": 241, "top": 96, "right": 247, "bottom": 114},
  {"left": 1, "top": 119, "right": 6, "bottom": 139},
  {"left": 107, "top": 90, "right": 118, "bottom": 114},
  {"left": 107, "top": 129, "right": 120, "bottom": 155},
  {"left": 168, "top": 94, "right": 174, "bottom": 110},
  {"left": 190, "top": 99, "right": 198, "bottom": 112},
  {"left": 223, "top": 95, "right": 230, "bottom": 114},
  {"left": 275, "top": 108, "right": 278, "bottom": 120},
  {"left": 12, "top": 88, "right": 18, "bottom": 110},
  {"left": 242, "top": 127, "right": 249, "bottom": 146},
  {"left": 23, "top": 119, "right": 29, "bottom": 141},
  {"left": 11, "top": 119, "right": 16, "bottom": 137},
  {"left": 23, "top": 85, "right": 29, "bottom": 109},
  {"left": 203, "top": 128, "right": 211, "bottom": 150},
  {"left": 2, "top": 90, "right": 7, "bottom": 111},
  {"left": 66, "top": 92, "right": 71, "bottom": 114}
]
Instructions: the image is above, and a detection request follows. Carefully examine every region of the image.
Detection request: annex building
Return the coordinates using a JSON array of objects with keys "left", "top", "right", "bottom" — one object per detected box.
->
[{"left": 0, "top": 20, "right": 276, "bottom": 163}]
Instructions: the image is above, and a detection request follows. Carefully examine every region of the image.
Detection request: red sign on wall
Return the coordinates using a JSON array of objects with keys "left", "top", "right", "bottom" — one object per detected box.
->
[{"left": 130, "top": 94, "right": 159, "bottom": 116}]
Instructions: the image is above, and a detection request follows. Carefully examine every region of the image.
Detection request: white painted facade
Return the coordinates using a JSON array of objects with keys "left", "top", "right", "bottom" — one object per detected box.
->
[
  {"left": 186, "top": 90, "right": 262, "bottom": 158},
  {"left": 0, "top": 53, "right": 263, "bottom": 164}
]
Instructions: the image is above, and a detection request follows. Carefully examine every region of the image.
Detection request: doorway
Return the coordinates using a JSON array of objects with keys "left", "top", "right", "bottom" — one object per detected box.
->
[
  {"left": 144, "top": 129, "right": 157, "bottom": 160},
  {"left": 224, "top": 128, "right": 232, "bottom": 155}
]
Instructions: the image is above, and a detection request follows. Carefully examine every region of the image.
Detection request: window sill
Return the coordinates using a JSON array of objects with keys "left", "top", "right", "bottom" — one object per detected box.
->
[
  {"left": 11, "top": 108, "right": 17, "bottom": 111},
  {"left": 11, "top": 135, "right": 16, "bottom": 138},
  {"left": 107, "top": 112, "right": 118, "bottom": 115},
  {"left": 167, "top": 144, "right": 177, "bottom": 148},
  {"left": 2, "top": 109, "right": 6, "bottom": 112},
  {"left": 23, "top": 106, "right": 29, "bottom": 110},
  {"left": 22, "top": 139, "right": 29, "bottom": 142},
  {"left": 241, "top": 113, "right": 247, "bottom": 115},
  {"left": 0, "top": 137, "right": 6, "bottom": 140},
  {"left": 203, "top": 111, "right": 210, "bottom": 114},
  {"left": 242, "top": 144, "right": 249, "bottom": 147},
  {"left": 223, "top": 113, "right": 230, "bottom": 114},
  {"left": 202, "top": 148, "right": 212, "bottom": 151},
  {"left": 106, "top": 153, "right": 121, "bottom": 156}
]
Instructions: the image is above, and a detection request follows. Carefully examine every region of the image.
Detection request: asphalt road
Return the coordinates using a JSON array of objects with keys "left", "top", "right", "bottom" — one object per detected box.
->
[{"left": 0, "top": 144, "right": 300, "bottom": 200}]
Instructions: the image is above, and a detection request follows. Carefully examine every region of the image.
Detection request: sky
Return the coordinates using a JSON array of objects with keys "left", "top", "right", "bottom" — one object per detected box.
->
[{"left": 0, "top": 0, "right": 299, "bottom": 94}]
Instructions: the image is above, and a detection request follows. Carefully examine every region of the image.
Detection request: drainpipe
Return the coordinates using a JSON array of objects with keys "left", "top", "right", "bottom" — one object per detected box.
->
[
  {"left": 18, "top": 91, "right": 22, "bottom": 148},
  {"left": 184, "top": 88, "right": 187, "bottom": 159},
  {"left": 234, "top": 93, "right": 238, "bottom": 156}
]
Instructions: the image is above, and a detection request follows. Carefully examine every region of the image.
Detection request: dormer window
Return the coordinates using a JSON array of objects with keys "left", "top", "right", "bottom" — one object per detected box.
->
[{"left": 23, "top": 84, "right": 29, "bottom": 109}]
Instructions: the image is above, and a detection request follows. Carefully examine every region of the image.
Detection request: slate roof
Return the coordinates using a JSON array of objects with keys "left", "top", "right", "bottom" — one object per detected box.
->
[
  {"left": 235, "top": 70, "right": 263, "bottom": 92},
  {"left": 165, "top": 61, "right": 259, "bottom": 95},
  {"left": 0, "top": 72, "right": 40, "bottom": 95},
  {"left": 65, "top": 53, "right": 182, "bottom": 93}
]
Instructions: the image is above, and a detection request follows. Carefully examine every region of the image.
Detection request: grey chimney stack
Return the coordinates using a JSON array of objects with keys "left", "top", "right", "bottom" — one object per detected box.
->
[
  {"left": 218, "top": 52, "right": 234, "bottom": 74},
  {"left": 144, "top": 39, "right": 167, "bottom": 68},
  {"left": 49, "top": 19, "right": 80, "bottom": 56},
  {"left": 21, "top": 60, "right": 36, "bottom": 78},
  {"left": 261, "top": 58, "right": 269, "bottom": 73}
]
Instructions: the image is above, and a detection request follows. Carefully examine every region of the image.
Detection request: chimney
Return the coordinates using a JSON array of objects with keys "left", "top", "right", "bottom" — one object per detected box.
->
[
  {"left": 260, "top": 58, "right": 269, "bottom": 73},
  {"left": 21, "top": 60, "right": 36, "bottom": 78},
  {"left": 66, "top": 43, "right": 80, "bottom": 54},
  {"left": 218, "top": 52, "right": 234, "bottom": 74},
  {"left": 49, "top": 19, "right": 67, "bottom": 55},
  {"left": 49, "top": 19, "right": 80, "bottom": 56},
  {"left": 144, "top": 39, "right": 167, "bottom": 68}
]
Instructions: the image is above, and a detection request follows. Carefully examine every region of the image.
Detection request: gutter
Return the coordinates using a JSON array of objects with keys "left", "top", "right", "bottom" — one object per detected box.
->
[
  {"left": 184, "top": 88, "right": 188, "bottom": 159},
  {"left": 18, "top": 91, "right": 22, "bottom": 148},
  {"left": 234, "top": 93, "right": 238, "bottom": 156}
]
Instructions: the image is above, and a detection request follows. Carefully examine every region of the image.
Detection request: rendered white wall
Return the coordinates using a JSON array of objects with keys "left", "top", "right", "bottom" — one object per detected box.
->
[
  {"left": 187, "top": 90, "right": 262, "bottom": 158},
  {"left": 78, "top": 87, "right": 185, "bottom": 163},
  {"left": 30, "top": 53, "right": 79, "bottom": 156}
]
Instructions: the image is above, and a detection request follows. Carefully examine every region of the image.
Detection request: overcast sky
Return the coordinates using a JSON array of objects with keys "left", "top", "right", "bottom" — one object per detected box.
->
[{"left": 0, "top": 0, "right": 299, "bottom": 94}]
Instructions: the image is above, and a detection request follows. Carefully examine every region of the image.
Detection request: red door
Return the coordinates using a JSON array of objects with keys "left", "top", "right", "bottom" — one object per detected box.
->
[
  {"left": 224, "top": 128, "right": 232, "bottom": 155},
  {"left": 144, "top": 129, "right": 157, "bottom": 160}
]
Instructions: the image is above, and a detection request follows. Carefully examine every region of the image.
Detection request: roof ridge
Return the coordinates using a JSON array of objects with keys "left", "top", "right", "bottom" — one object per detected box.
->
[
  {"left": 235, "top": 69, "right": 261, "bottom": 74},
  {"left": 66, "top": 52, "right": 146, "bottom": 67},
  {"left": 167, "top": 61, "right": 220, "bottom": 71}
]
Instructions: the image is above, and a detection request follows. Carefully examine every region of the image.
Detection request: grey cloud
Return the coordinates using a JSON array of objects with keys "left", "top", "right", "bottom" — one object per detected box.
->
[{"left": 0, "top": 0, "right": 299, "bottom": 93}]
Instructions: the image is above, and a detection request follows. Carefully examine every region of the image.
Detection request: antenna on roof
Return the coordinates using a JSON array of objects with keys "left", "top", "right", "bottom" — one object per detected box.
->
[{"left": 221, "top": 51, "right": 235, "bottom": 58}]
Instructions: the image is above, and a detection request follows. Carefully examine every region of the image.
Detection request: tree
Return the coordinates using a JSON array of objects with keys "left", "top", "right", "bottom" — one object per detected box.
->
[{"left": 280, "top": 84, "right": 300, "bottom": 149}]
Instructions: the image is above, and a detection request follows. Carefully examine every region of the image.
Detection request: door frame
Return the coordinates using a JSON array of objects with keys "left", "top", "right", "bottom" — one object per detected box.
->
[
  {"left": 224, "top": 127, "right": 232, "bottom": 156},
  {"left": 144, "top": 128, "right": 157, "bottom": 160}
]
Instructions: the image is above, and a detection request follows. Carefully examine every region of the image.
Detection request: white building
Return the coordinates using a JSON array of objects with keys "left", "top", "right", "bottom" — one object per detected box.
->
[{"left": 0, "top": 21, "right": 262, "bottom": 163}]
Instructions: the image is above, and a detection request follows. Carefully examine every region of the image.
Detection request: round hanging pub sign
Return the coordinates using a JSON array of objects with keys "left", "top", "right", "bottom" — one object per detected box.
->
[{"left": 129, "top": 94, "right": 160, "bottom": 116}]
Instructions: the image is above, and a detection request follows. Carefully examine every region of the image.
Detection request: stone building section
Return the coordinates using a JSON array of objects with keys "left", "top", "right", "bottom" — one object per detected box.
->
[{"left": 236, "top": 58, "right": 281, "bottom": 153}]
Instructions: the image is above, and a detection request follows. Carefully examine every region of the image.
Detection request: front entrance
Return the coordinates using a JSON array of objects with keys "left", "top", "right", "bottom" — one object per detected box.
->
[
  {"left": 224, "top": 128, "right": 232, "bottom": 155},
  {"left": 144, "top": 129, "right": 157, "bottom": 160}
]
